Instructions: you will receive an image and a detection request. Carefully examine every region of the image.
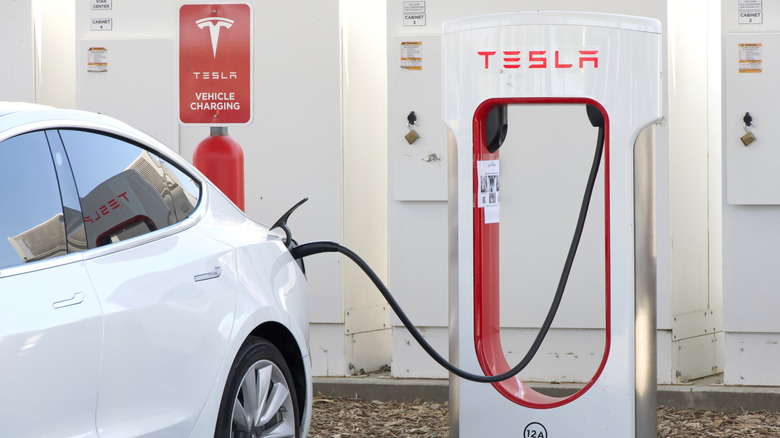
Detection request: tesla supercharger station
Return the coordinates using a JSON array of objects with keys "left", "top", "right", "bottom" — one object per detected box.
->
[{"left": 444, "top": 12, "right": 661, "bottom": 437}]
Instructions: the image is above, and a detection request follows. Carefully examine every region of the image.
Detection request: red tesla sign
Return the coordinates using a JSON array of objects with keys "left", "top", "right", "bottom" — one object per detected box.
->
[{"left": 179, "top": 3, "right": 252, "bottom": 124}]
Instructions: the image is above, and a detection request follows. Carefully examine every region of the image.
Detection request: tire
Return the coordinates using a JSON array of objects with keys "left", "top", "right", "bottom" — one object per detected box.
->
[{"left": 215, "top": 337, "right": 300, "bottom": 438}]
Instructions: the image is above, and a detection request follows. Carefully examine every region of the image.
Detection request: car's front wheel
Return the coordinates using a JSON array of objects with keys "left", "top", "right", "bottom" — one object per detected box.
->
[{"left": 215, "top": 337, "right": 300, "bottom": 438}]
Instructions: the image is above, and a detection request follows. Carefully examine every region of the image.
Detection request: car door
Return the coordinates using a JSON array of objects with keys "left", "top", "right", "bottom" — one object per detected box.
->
[
  {"left": 0, "top": 131, "right": 102, "bottom": 437},
  {"left": 59, "top": 129, "right": 237, "bottom": 437}
]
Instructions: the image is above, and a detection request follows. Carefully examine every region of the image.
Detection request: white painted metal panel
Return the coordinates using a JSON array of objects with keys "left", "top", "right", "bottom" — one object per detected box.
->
[
  {"left": 76, "top": 38, "right": 178, "bottom": 150},
  {"left": 668, "top": 1, "right": 719, "bottom": 353},
  {"left": 389, "top": 35, "right": 447, "bottom": 201},
  {"left": 341, "top": 0, "right": 392, "bottom": 374},
  {"left": 724, "top": 32, "right": 780, "bottom": 204},
  {"left": 309, "top": 324, "right": 347, "bottom": 376},
  {"left": 35, "top": 0, "right": 77, "bottom": 108},
  {"left": 345, "top": 304, "right": 390, "bottom": 335},
  {"left": 657, "top": 330, "right": 673, "bottom": 384},
  {"left": 673, "top": 309, "right": 722, "bottom": 341},
  {"left": 0, "top": 2, "right": 34, "bottom": 102},
  {"left": 674, "top": 333, "right": 722, "bottom": 383},
  {"left": 388, "top": 201, "right": 448, "bottom": 327},
  {"left": 347, "top": 330, "right": 394, "bottom": 375},
  {"left": 724, "top": 332, "right": 779, "bottom": 386},
  {"left": 392, "top": 326, "right": 449, "bottom": 378},
  {"left": 392, "top": 327, "right": 680, "bottom": 384},
  {"left": 722, "top": 205, "right": 780, "bottom": 333}
]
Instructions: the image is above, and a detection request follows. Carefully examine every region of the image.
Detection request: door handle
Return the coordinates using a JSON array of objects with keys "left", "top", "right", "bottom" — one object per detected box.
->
[
  {"left": 53, "top": 292, "right": 84, "bottom": 309},
  {"left": 194, "top": 266, "right": 222, "bottom": 282}
]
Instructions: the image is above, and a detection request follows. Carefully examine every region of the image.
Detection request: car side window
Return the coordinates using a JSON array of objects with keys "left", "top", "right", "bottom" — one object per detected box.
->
[
  {"left": 0, "top": 131, "right": 67, "bottom": 269},
  {"left": 160, "top": 161, "right": 201, "bottom": 222},
  {"left": 59, "top": 130, "right": 199, "bottom": 249}
]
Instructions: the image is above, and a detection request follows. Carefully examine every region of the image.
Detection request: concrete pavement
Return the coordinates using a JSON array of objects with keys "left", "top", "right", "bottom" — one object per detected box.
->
[{"left": 313, "top": 374, "right": 780, "bottom": 413}]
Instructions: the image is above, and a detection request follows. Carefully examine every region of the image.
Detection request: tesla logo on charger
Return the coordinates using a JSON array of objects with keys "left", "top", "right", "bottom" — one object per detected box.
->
[
  {"left": 196, "top": 17, "right": 234, "bottom": 58},
  {"left": 478, "top": 50, "right": 599, "bottom": 69}
]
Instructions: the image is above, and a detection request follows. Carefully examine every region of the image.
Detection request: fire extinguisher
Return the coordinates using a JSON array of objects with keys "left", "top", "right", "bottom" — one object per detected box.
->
[{"left": 193, "top": 126, "right": 245, "bottom": 211}]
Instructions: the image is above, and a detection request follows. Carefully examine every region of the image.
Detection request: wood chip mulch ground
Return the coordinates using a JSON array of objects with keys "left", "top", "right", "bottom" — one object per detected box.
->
[{"left": 309, "top": 395, "right": 780, "bottom": 437}]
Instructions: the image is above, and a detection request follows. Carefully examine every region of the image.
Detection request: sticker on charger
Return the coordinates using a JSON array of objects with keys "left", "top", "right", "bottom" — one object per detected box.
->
[{"left": 477, "top": 160, "right": 499, "bottom": 224}]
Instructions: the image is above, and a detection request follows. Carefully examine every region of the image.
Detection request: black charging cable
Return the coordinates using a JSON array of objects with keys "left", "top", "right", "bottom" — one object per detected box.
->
[{"left": 292, "top": 108, "right": 605, "bottom": 383}]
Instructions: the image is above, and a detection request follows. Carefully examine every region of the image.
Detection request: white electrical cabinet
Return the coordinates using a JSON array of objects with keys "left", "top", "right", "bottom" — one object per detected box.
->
[
  {"left": 725, "top": 33, "right": 780, "bottom": 205},
  {"left": 388, "top": 35, "right": 447, "bottom": 201}
]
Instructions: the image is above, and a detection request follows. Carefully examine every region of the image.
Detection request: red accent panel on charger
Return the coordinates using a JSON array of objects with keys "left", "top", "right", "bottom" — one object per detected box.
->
[{"left": 472, "top": 97, "right": 611, "bottom": 409}]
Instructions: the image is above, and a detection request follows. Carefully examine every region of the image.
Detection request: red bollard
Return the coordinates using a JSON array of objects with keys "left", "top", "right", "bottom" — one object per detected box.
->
[{"left": 193, "top": 127, "right": 245, "bottom": 211}]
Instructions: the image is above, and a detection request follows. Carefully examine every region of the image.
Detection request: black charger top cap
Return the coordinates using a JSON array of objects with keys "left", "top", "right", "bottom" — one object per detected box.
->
[{"left": 586, "top": 104, "right": 605, "bottom": 128}]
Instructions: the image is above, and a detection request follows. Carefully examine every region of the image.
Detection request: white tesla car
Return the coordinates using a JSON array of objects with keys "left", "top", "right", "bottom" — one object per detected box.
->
[{"left": 0, "top": 102, "right": 312, "bottom": 437}]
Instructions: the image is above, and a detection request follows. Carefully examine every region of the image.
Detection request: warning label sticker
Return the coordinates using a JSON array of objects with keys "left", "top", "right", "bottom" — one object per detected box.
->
[
  {"left": 401, "top": 42, "right": 422, "bottom": 70},
  {"left": 477, "top": 160, "right": 499, "bottom": 224},
  {"left": 87, "top": 47, "right": 108, "bottom": 72},
  {"left": 739, "top": 43, "right": 762, "bottom": 73}
]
